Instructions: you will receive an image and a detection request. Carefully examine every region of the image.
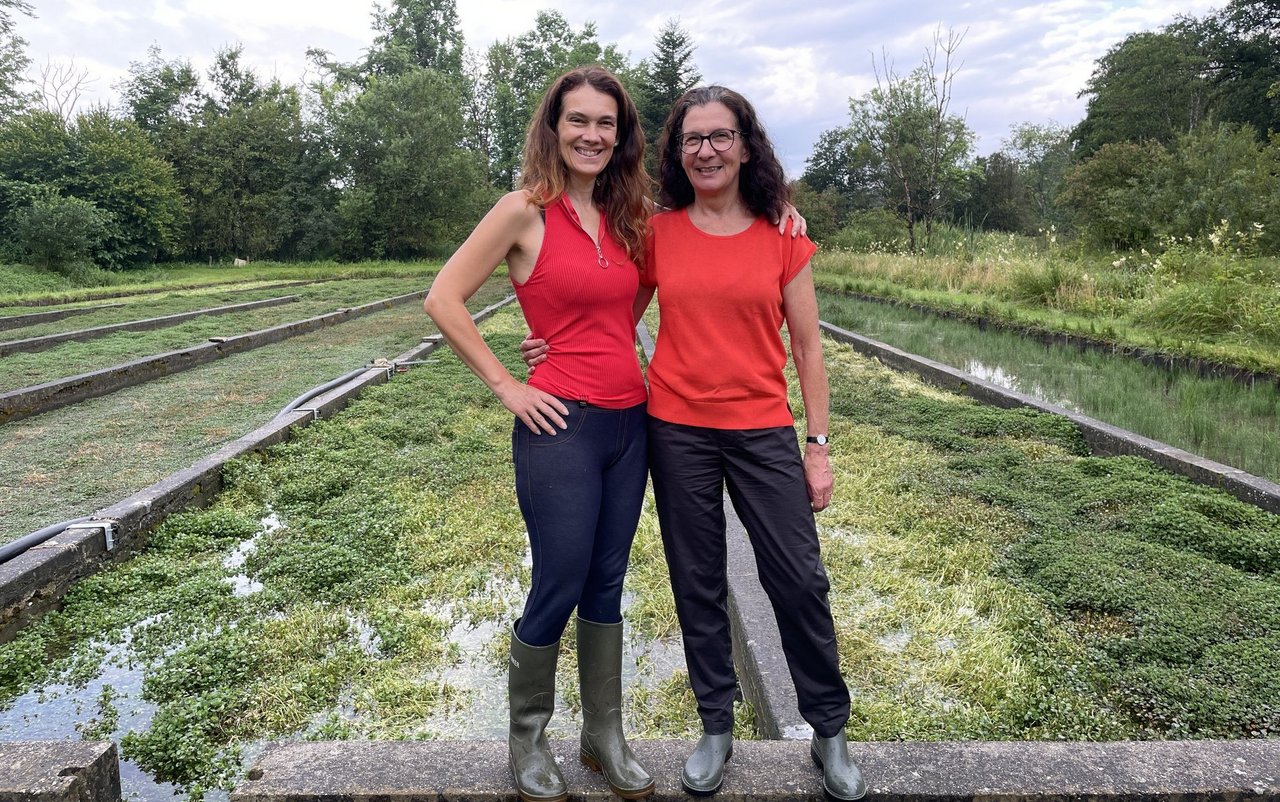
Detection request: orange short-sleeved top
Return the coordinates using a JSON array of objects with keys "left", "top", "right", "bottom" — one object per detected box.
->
[{"left": 641, "top": 208, "right": 817, "bottom": 429}]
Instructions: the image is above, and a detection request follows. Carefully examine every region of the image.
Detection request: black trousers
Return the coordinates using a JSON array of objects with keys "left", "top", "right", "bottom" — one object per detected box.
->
[{"left": 647, "top": 416, "right": 851, "bottom": 738}]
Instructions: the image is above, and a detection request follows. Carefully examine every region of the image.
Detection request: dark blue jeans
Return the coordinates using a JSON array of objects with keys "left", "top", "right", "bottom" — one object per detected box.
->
[{"left": 512, "top": 399, "right": 648, "bottom": 647}]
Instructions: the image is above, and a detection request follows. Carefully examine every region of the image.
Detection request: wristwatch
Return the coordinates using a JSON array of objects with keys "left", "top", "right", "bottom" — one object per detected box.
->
[{"left": 806, "top": 435, "right": 829, "bottom": 446}]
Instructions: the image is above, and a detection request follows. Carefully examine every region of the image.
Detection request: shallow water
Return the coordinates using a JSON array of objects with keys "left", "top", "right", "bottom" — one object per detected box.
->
[{"left": 819, "top": 294, "right": 1280, "bottom": 483}]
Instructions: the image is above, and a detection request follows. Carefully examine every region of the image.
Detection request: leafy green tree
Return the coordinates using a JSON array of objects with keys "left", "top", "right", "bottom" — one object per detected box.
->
[
  {"left": 11, "top": 193, "right": 107, "bottom": 272},
  {"left": 0, "top": 0, "right": 33, "bottom": 120},
  {"left": 801, "top": 125, "right": 883, "bottom": 219},
  {"left": 954, "top": 153, "right": 1030, "bottom": 233},
  {"left": 116, "top": 45, "right": 201, "bottom": 145},
  {"left": 789, "top": 181, "right": 845, "bottom": 244},
  {"left": 182, "top": 74, "right": 318, "bottom": 259},
  {"left": 1161, "top": 123, "right": 1279, "bottom": 250},
  {"left": 481, "top": 11, "right": 628, "bottom": 188},
  {"left": 0, "top": 118, "right": 64, "bottom": 263},
  {"left": 1059, "top": 140, "right": 1171, "bottom": 249},
  {"left": 332, "top": 67, "right": 492, "bottom": 259},
  {"left": 1072, "top": 27, "right": 1210, "bottom": 156},
  {"left": 1200, "top": 0, "right": 1280, "bottom": 138},
  {"left": 202, "top": 45, "right": 264, "bottom": 115},
  {"left": 66, "top": 109, "right": 184, "bottom": 265},
  {"left": 367, "top": 0, "right": 465, "bottom": 78},
  {"left": 1001, "top": 122, "right": 1073, "bottom": 230},
  {"left": 0, "top": 108, "right": 182, "bottom": 267},
  {"left": 119, "top": 45, "right": 336, "bottom": 261},
  {"left": 846, "top": 29, "right": 974, "bottom": 250},
  {"left": 634, "top": 19, "right": 700, "bottom": 168}
]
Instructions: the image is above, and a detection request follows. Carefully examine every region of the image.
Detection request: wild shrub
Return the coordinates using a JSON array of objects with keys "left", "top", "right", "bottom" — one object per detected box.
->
[
  {"left": 10, "top": 195, "right": 110, "bottom": 274},
  {"left": 828, "top": 208, "right": 908, "bottom": 253},
  {"left": 1004, "top": 261, "right": 1083, "bottom": 308}
]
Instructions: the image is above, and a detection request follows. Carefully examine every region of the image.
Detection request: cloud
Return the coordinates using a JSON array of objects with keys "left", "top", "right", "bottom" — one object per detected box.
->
[{"left": 17, "top": 0, "right": 1223, "bottom": 175}]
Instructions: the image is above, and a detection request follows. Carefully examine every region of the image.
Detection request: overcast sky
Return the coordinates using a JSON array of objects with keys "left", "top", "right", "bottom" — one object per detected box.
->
[{"left": 20, "top": 0, "right": 1217, "bottom": 176}]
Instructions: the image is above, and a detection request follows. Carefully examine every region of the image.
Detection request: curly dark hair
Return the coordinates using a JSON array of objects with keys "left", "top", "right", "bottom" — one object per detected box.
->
[
  {"left": 521, "top": 65, "right": 651, "bottom": 267},
  {"left": 656, "top": 85, "right": 790, "bottom": 221}
]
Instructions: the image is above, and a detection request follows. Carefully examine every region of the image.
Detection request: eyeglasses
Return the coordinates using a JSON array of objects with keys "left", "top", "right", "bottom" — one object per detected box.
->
[{"left": 678, "top": 129, "right": 743, "bottom": 154}]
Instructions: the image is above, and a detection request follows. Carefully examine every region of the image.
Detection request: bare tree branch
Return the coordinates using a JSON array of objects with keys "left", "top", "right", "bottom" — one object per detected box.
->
[{"left": 39, "top": 56, "right": 95, "bottom": 119}]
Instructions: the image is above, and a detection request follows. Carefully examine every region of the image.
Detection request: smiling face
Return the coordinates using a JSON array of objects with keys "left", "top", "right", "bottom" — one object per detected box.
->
[
  {"left": 556, "top": 85, "right": 618, "bottom": 185},
  {"left": 679, "top": 101, "right": 749, "bottom": 199}
]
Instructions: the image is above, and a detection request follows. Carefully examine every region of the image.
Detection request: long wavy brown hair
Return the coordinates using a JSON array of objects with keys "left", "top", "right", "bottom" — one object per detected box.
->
[
  {"left": 521, "top": 66, "right": 650, "bottom": 267},
  {"left": 657, "top": 85, "right": 789, "bottom": 222}
]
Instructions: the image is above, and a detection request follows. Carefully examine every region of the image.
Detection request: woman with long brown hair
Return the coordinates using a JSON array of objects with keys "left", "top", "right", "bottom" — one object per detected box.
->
[{"left": 425, "top": 65, "right": 655, "bottom": 802}]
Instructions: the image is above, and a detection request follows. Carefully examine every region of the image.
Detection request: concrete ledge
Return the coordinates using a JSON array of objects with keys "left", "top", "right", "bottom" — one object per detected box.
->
[
  {"left": 827, "top": 289, "right": 1280, "bottom": 390},
  {"left": 1, "top": 279, "right": 318, "bottom": 308},
  {"left": 725, "top": 497, "right": 806, "bottom": 740},
  {"left": 820, "top": 321, "right": 1280, "bottom": 515},
  {"left": 0, "top": 296, "right": 515, "bottom": 643},
  {"left": 0, "top": 741, "right": 120, "bottom": 802},
  {"left": 0, "top": 290, "right": 427, "bottom": 424},
  {"left": 0, "top": 295, "right": 300, "bottom": 356},
  {"left": 231, "top": 739, "right": 1280, "bottom": 802},
  {"left": 0, "top": 304, "right": 124, "bottom": 332}
]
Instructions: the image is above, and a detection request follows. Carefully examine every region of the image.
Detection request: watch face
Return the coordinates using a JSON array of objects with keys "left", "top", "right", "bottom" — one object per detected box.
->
[{"left": 809, "top": 435, "right": 828, "bottom": 446}]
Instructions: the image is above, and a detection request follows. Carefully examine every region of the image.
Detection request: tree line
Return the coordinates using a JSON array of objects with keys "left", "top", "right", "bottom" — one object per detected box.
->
[
  {"left": 0, "top": 0, "right": 701, "bottom": 272},
  {"left": 1, "top": 0, "right": 1277, "bottom": 274},
  {"left": 799, "top": 0, "right": 1279, "bottom": 255}
]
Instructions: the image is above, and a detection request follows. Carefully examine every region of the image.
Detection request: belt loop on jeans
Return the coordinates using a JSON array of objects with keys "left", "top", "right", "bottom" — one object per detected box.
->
[{"left": 578, "top": 399, "right": 588, "bottom": 408}]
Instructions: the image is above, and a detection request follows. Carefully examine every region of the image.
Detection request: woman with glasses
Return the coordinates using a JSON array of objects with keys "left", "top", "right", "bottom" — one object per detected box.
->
[
  {"left": 524, "top": 86, "right": 865, "bottom": 800},
  {"left": 428, "top": 67, "right": 806, "bottom": 802},
  {"left": 641, "top": 85, "right": 864, "bottom": 801}
]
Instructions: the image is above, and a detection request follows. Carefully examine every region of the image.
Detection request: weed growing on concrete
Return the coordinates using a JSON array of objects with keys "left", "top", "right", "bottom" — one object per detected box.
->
[
  {"left": 0, "top": 278, "right": 511, "bottom": 546},
  {"left": 0, "top": 304, "right": 682, "bottom": 799},
  {"left": 814, "top": 341, "right": 1280, "bottom": 739},
  {"left": 818, "top": 291, "right": 1280, "bottom": 484}
]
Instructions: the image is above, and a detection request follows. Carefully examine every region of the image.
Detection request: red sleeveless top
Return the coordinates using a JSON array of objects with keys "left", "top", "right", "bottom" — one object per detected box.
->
[{"left": 511, "top": 196, "right": 647, "bottom": 409}]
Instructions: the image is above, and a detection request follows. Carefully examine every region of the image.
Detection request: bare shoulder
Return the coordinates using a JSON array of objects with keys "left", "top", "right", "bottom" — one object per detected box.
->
[{"left": 491, "top": 190, "right": 541, "bottom": 224}]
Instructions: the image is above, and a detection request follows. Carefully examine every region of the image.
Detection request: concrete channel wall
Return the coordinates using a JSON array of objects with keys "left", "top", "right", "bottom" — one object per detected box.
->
[
  {"left": 6, "top": 318, "right": 1280, "bottom": 801},
  {"left": 820, "top": 321, "right": 1280, "bottom": 515},
  {"left": 0, "top": 742, "right": 120, "bottom": 802},
  {"left": 4, "top": 737, "right": 1276, "bottom": 802},
  {"left": 229, "top": 739, "right": 1280, "bottom": 802},
  {"left": 0, "top": 295, "right": 300, "bottom": 357},
  {"left": 0, "top": 290, "right": 427, "bottom": 424},
  {"left": 0, "top": 297, "right": 513, "bottom": 642},
  {"left": 831, "top": 289, "right": 1280, "bottom": 389},
  {"left": 0, "top": 304, "right": 125, "bottom": 332}
]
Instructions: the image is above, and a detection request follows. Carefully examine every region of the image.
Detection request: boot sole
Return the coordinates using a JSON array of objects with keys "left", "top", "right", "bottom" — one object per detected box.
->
[
  {"left": 517, "top": 791, "right": 568, "bottom": 802},
  {"left": 681, "top": 746, "right": 732, "bottom": 796},
  {"left": 580, "top": 750, "right": 656, "bottom": 799},
  {"left": 810, "top": 744, "right": 867, "bottom": 802}
]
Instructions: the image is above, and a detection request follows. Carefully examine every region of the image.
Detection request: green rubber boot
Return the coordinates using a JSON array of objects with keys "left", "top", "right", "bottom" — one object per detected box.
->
[
  {"left": 576, "top": 617, "right": 655, "bottom": 799},
  {"left": 509, "top": 625, "right": 568, "bottom": 802}
]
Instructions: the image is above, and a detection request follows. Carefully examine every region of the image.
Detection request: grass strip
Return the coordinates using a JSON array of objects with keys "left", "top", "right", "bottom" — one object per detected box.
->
[
  {"left": 808, "top": 340, "right": 1280, "bottom": 741},
  {"left": 0, "top": 303, "right": 126, "bottom": 331},
  {"left": 0, "top": 278, "right": 442, "bottom": 391},
  {"left": 0, "top": 296, "right": 302, "bottom": 357},
  {"left": 0, "top": 302, "right": 695, "bottom": 801},
  {"left": 0, "top": 261, "right": 441, "bottom": 307},
  {"left": 0, "top": 278, "right": 510, "bottom": 545}
]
